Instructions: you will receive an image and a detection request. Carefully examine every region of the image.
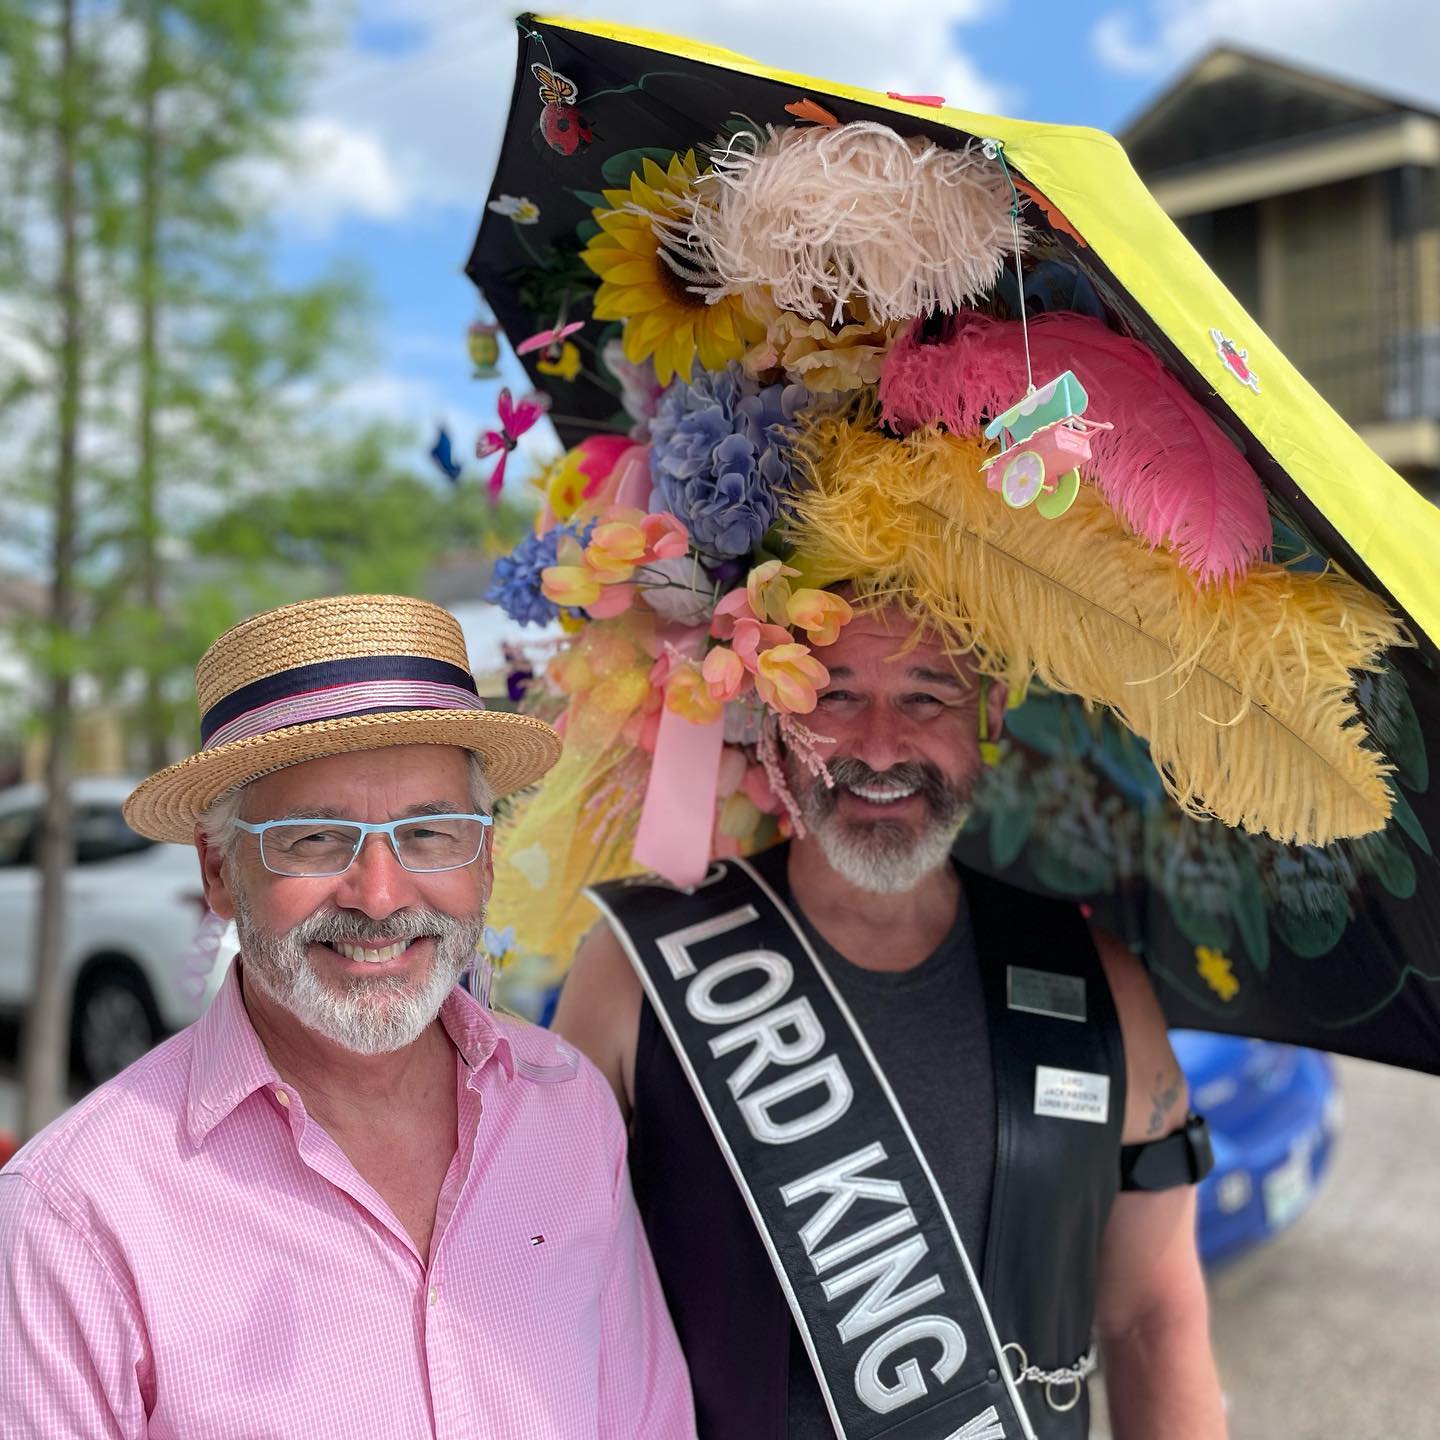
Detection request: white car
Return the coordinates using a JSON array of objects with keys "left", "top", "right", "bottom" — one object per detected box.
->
[{"left": 0, "top": 777, "right": 229, "bottom": 1084}]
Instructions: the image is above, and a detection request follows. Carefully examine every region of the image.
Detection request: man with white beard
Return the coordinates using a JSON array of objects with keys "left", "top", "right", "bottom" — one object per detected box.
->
[
  {"left": 0, "top": 594, "right": 695, "bottom": 1440},
  {"left": 556, "top": 603, "right": 1226, "bottom": 1440}
]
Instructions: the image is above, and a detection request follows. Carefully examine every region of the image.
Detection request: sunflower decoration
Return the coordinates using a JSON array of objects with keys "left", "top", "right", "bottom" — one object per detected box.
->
[{"left": 581, "top": 150, "right": 764, "bottom": 385}]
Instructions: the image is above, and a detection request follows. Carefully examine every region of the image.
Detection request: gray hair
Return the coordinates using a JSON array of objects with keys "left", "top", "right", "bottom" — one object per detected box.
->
[{"left": 198, "top": 749, "right": 494, "bottom": 859}]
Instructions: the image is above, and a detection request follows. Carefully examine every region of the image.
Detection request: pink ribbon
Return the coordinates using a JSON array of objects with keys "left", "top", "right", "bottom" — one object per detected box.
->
[{"left": 633, "top": 627, "right": 725, "bottom": 888}]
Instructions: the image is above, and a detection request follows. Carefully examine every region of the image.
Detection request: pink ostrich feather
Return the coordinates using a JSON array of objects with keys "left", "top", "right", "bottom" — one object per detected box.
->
[{"left": 879, "top": 311, "right": 1272, "bottom": 584}]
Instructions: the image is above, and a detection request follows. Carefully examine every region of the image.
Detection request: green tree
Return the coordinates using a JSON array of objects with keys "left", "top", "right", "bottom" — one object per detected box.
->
[
  {"left": 190, "top": 430, "right": 535, "bottom": 596},
  {"left": 112, "top": 0, "right": 364, "bottom": 768},
  {"left": 0, "top": 0, "right": 364, "bottom": 1136}
]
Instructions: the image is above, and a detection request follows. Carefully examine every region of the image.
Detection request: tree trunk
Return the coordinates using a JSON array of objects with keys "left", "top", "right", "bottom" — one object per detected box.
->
[
  {"left": 138, "top": 0, "right": 166, "bottom": 773},
  {"left": 21, "top": 0, "right": 83, "bottom": 1140}
]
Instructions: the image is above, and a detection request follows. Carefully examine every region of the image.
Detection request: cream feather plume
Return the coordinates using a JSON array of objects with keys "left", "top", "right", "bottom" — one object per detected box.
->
[
  {"left": 788, "top": 407, "right": 1405, "bottom": 846},
  {"left": 674, "top": 123, "right": 1021, "bottom": 326},
  {"left": 880, "top": 311, "right": 1273, "bottom": 585}
]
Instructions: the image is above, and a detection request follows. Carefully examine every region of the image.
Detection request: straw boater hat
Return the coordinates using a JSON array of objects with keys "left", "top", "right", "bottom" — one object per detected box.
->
[{"left": 123, "top": 593, "right": 562, "bottom": 844}]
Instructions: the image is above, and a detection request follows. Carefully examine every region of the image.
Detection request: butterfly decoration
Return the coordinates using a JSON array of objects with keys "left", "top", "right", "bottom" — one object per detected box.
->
[
  {"left": 532, "top": 63, "right": 594, "bottom": 156},
  {"left": 429, "top": 426, "right": 462, "bottom": 484},
  {"left": 476, "top": 388, "right": 551, "bottom": 499},
  {"left": 516, "top": 319, "right": 584, "bottom": 362}
]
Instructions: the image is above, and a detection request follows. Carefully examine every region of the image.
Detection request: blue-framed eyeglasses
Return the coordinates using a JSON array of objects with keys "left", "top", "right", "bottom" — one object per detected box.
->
[{"left": 232, "top": 813, "right": 493, "bottom": 878}]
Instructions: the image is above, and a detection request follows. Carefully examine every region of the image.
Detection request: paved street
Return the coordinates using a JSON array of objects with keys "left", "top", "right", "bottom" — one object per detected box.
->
[
  {"left": 3, "top": 1047, "right": 1439, "bottom": 1435},
  {"left": 1092, "top": 1055, "right": 1440, "bottom": 1439}
]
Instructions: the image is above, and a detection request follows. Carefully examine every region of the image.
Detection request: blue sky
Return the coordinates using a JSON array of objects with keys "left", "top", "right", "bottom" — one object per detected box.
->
[{"left": 264, "top": 0, "right": 1440, "bottom": 481}]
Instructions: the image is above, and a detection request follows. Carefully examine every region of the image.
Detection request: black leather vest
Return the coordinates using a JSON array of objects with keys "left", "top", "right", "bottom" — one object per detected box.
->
[{"left": 624, "top": 861, "right": 1126, "bottom": 1439}]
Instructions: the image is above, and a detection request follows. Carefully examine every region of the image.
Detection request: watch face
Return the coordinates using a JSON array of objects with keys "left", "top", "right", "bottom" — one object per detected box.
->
[{"left": 1001, "top": 449, "right": 1046, "bottom": 508}]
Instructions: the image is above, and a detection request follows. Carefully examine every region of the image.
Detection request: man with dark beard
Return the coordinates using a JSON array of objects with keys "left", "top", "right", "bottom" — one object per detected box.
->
[
  {"left": 0, "top": 595, "right": 695, "bottom": 1440},
  {"left": 555, "top": 604, "right": 1226, "bottom": 1439}
]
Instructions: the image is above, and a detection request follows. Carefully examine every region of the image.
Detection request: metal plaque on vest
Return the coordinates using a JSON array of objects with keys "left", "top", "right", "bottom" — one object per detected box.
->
[{"left": 588, "top": 859, "right": 1037, "bottom": 1440}]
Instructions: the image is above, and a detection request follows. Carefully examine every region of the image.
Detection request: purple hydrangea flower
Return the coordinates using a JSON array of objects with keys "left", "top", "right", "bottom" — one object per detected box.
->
[
  {"left": 649, "top": 363, "right": 809, "bottom": 559},
  {"left": 485, "top": 520, "right": 593, "bottom": 627}
]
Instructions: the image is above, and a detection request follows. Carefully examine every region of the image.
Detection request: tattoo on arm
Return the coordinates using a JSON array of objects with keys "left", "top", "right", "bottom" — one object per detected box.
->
[{"left": 1147, "top": 1068, "right": 1182, "bottom": 1136}]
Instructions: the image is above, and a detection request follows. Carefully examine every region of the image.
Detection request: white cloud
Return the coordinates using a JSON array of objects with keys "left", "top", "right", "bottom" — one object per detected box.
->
[
  {"left": 1092, "top": 0, "right": 1440, "bottom": 108},
  {"left": 283, "top": 0, "right": 1010, "bottom": 225},
  {"left": 234, "top": 115, "right": 410, "bottom": 236}
]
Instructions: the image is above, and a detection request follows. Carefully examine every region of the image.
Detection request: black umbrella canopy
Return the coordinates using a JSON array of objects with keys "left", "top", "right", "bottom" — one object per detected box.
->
[{"left": 468, "top": 15, "right": 1440, "bottom": 1073}]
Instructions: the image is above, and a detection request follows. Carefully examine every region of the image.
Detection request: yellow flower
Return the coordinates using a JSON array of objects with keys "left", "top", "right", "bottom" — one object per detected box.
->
[
  {"left": 536, "top": 340, "right": 582, "bottom": 381},
  {"left": 541, "top": 564, "right": 602, "bottom": 610},
  {"left": 753, "top": 643, "right": 829, "bottom": 715},
  {"left": 1195, "top": 946, "right": 1240, "bottom": 1002},
  {"left": 745, "top": 560, "right": 799, "bottom": 626},
  {"left": 584, "top": 519, "right": 647, "bottom": 582},
  {"left": 664, "top": 662, "right": 724, "bottom": 725},
  {"left": 582, "top": 151, "right": 763, "bottom": 385},
  {"left": 544, "top": 450, "right": 589, "bottom": 522},
  {"left": 741, "top": 293, "right": 901, "bottom": 392},
  {"left": 786, "top": 588, "right": 853, "bottom": 647}
]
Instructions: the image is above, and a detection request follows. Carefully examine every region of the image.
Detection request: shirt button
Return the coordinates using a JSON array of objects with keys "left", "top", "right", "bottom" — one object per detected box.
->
[
  {"left": 274, "top": 1089, "right": 290, "bottom": 1107},
  {"left": 428, "top": 1286, "right": 438, "bottom": 1307}
]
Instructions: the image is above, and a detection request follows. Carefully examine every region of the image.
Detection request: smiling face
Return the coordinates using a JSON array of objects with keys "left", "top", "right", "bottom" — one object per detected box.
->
[
  {"left": 788, "top": 609, "right": 1004, "bottom": 894},
  {"left": 200, "top": 744, "right": 490, "bottom": 1056}
]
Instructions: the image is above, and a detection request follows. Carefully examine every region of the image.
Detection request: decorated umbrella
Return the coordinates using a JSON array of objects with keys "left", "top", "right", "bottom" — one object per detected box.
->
[{"left": 465, "top": 14, "right": 1440, "bottom": 1074}]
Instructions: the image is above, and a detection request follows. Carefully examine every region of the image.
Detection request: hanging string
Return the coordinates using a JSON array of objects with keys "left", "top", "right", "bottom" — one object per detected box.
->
[
  {"left": 982, "top": 138, "right": 1034, "bottom": 395},
  {"left": 518, "top": 21, "right": 559, "bottom": 79}
]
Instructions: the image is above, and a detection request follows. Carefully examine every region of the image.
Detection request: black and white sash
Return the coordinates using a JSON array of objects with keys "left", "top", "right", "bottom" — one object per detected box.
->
[{"left": 588, "top": 859, "right": 1037, "bottom": 1440}]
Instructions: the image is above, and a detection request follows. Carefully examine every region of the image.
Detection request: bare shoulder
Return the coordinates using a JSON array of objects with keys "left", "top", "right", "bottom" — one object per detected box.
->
[
  {"left": 550, "top": 920, "right": 644, "bottom": 1119},
  {"left": 1090, "top": 925, "right": 1188, "bottom": 1145}
]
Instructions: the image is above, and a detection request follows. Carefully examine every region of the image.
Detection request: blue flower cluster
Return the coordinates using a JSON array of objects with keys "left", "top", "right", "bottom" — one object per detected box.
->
[
  {"left": 485, "top": 520, "right": 593, "bottom": 627},
  {"left": 649, "top": 363, "right": 809, "bottom": 559}
]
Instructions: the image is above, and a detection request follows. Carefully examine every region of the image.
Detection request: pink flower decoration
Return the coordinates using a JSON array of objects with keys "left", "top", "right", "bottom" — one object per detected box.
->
[
  {"left": 585, "top": 583, "right": 636, "bottom": 619},
  {"left": 702, "top": 646, "right": 747, "bottom": 702},
  {"left": 732, "top": 616, "right": 793, "bottom": 671},
  {"left": 641, "top": 512, "right": 689, "bottom": 561},
  {"left": 710, "top": 589, "right": 754, "bottom": 640}
]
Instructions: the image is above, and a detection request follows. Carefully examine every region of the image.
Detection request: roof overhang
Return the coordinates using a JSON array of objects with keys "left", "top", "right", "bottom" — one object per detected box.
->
[{"left": 1147, "top": 113, "right": 1440, "bottom": 217}]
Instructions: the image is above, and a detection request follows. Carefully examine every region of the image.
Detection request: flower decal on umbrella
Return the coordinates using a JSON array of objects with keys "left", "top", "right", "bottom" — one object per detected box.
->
[{"left": 488, "top": 194, "right": 541, "bottom": 224}]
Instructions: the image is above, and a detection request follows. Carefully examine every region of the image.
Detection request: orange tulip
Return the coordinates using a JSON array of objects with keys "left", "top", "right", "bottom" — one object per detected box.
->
[
  {"left": 786, "top": 588, "right": 853, "bottom": 646},
  {"left": 754, "top": 643, "right": 829, "bottom": 714},
  {"left": 541, "top": 564, "right": 602, "bottom": 609},
  {"left": 702, "top": 645, "right": 747, "bottom": 701},
  {"left": 746, "top": 560, "right": 800, "bottom": 625}
]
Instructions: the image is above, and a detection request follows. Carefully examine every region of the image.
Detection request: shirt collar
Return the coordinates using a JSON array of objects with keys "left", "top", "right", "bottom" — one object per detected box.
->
[{"left": 186, "top": 961, "right": 516, "bottom": 1146}]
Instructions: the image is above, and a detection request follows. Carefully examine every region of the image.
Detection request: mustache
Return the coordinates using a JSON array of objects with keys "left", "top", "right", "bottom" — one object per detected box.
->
[
  {"left": 818, "top": 757, "right": 958, "bottom": 812},
  {"left": 285, "top": 906, "right": 467, "bottom": 948}
]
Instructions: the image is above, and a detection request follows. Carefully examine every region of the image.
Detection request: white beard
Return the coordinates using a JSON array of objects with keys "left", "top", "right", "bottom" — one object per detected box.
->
[{"left": 233, "top": 884, "right": 483, "bottom": 1055}]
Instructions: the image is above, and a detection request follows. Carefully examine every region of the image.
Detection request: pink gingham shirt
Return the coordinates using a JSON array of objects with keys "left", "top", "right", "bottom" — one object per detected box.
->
[{"left": 0, "top": 964, "right": 695, "bottom": 1439}]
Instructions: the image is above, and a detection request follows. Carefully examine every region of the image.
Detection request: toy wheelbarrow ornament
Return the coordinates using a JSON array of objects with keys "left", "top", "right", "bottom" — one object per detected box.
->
[{"left": 980, "top": 370, "right": 1112, "bottom": 518}]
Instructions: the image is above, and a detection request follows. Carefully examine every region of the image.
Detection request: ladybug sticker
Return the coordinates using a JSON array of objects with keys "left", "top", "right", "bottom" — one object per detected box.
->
[{"left": 532, "top": 63, "right": 594, "bottom": 157}]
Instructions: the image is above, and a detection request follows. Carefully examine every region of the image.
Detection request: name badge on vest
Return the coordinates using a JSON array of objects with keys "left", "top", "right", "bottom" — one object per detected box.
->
[
  {"left": 1006, "top": 966, "right": 1086, "bottom": 1023},
  {"left": 589, "top": 860, "right": 1038, "bottom": 1440}
]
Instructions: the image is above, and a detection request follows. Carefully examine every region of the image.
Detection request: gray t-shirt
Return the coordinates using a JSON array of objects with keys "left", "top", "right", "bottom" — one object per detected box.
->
[{"left": 746, "top": 847, "right": 997, "bottom": 1438}]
